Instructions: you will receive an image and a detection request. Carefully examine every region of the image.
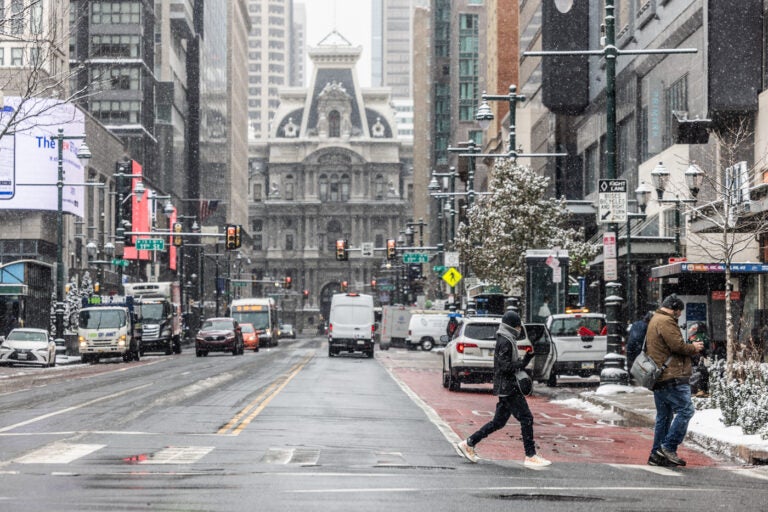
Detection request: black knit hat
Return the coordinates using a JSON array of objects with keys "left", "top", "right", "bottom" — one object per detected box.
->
[
  {"left": 502, "top": 310, "right": 522, "bottom": 328},
  {"left": 661, "top": 294, "right": 684, "bottom": 311}
]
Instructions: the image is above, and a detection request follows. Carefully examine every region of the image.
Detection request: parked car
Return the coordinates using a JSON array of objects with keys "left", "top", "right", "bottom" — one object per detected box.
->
[
  {"left": 0, "top": 328, "right": 57, "bottom": 367},
  {"left": 240, "top": 323, "right": 260, "bottom": 352},
  {"left": 545, "top": 312, "right": 608, "bottom": 386},
  {"left": 195, "top": 318, "right": 245, "bottom": 357},
  {"left": 279, "top": 323, "right": 296, "bottom": 339},
  {"left": 440, "top": 316, "right": 554, "bottom": 394}
]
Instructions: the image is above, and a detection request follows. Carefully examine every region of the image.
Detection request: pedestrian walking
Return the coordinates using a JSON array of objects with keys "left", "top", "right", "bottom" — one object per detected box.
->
[
  {"left": 646, "top": 294, "right": 704, "bottom": 467},
  {"left": 626, "top": 311, "right": 653, "bottom": 377},
  {"left": 456, "top": 310, "right": 551, "bottom": 467}
]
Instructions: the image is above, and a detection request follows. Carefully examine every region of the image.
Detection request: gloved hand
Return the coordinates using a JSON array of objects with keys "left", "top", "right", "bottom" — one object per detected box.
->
[{"left": 521, "top": 352, "right": 534, "bottom": 367}]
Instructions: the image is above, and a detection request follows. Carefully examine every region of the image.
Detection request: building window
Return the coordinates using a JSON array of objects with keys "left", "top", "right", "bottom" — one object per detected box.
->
[
  {"left": 285, "top": 233, "right": 294, "bottom": 251},
  {"left": 329, "top": 173, "right": 340, "bottom": 201},
  {"left": 30, "top": 2, "right": 43, "bottom": 35},
  {"left": 664, "top": 74, "right": 688, "bottom": 149},
  {"left": 92, "top": 66, "right": 141, "bottom": 91},
  {"left": 252, "top": 220, "right": 263, "bottom": 251},
  {"left": 328, "top": 110, "right": 341, "bottom": 137},
  {"left": 0, "top": 49, "right": 4, "bottom": 66},
  {"left": 319, "top": 174, "right": 328, "bottom": 201},
  {"left": 29, "top": 47, "right": 41, "bottom": 67},
  {"left": 340, "top": 174, "right": 350, "bottom": 202},
  {"left": 326, "top": 220, "right": 342, "bottom": 251},
  {"left": 374, "top": 174, "right": 386, "bottom": 200},
  {"left": 585, "top": 144, "right": 598, "bottom": 195},
  {"left": 284, "top": 174, "right": 295, "bottom": 200},
  {"left": 252, "top": 183, "right": 262, "bottom": 201},
  {"left": 91, "top": 1, "right": 142, "bottom": 24},
  {"left": 458, "top": 13, "right": 479, "bottom": 122},
  {"left": 11, "top": 0, "right": 23, "bottom": 35},
  {"left": 91, "top": 100, "right": 141, "bottom": 124},
  {"left": 11, "top": 48, "right": 23, "bottom": 66},
  {"left": 91, "top": 35, "right": 141, "bottom": 58}
]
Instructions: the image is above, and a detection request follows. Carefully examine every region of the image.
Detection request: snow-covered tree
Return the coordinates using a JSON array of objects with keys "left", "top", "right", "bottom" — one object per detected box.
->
[{"left": 455, "top": 158, "right": 597, "bottom": 296}]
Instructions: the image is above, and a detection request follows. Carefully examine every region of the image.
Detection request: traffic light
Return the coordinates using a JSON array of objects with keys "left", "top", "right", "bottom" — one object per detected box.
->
[
  {"left": 302, "top": 289, "right": 309, "bottom": 300},
  {"left": 115, "top": 161, "right": 133, "bottom": 246},
  {"left": 386, "top": 239, "right": 396, "bottom": 260},
  {"left": 335, "top": 239, "right": 348, "bottom": 261},
  {"left": 172, "top": 222, "right": 183, "bottom": 247},
  {"left": 341, "top": 280, "right": 348, "bottom": 292},
  {"left": 284, "top": 276, "right": 292, "bottom": 289},
  {"left": 225, "top": 224, "right": 237, "bottom": 250},
  {"left": 370, "top": 279, "right": 377, "bottom": 291},
  {"left": 234, "top": 224, "right": 241, "bottom": 248}
]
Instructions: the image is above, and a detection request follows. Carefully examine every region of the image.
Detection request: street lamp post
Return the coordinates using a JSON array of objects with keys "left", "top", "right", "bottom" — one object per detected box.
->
[
  {"left": 54, "top": 129, "right": 91, "bottom": 343},
  {"left": 651, "top": 161, "right": 703, "bottom": 257},
  {"left": 476, "top": 85, "right": 526, "bottom": 159},
  {"left": 626, "top": 182, "right": 653, "bottom": 320},
  {"left": 428, "top": 167, "right": 458, "bottom": 247}
]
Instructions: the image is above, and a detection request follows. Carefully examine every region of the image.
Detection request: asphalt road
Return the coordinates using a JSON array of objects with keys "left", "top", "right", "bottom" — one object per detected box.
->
[{"left": 0, "top": 336, "right": 767, "bottom": 511}]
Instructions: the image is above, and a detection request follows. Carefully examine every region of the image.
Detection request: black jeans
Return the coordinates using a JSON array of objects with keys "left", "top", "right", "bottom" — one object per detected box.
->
[{"left": 467, "top": 393, "right": 536, "bottom": 457}]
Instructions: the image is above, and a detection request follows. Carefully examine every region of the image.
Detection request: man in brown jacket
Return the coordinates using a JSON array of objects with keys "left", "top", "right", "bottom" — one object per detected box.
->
[{"left": 646, "top": 294, "right": 704, "bottom": 467}]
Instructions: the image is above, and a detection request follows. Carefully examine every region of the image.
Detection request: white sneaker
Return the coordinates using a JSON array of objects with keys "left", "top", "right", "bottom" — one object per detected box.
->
[
  {"left": 456, "top": 440, "right": 479, "bottom": 463},
  {"left": 524, "top": 454, "right": 552, "bottom": 467}
]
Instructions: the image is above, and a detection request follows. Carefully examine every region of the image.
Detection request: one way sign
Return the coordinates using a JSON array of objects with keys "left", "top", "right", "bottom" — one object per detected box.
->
[{"left": 597, "top": 179, "right": 627, "bottom": 223}]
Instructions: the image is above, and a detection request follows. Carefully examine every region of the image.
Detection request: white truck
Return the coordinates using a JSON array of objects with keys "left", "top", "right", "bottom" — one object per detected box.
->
[
  {"left": 124, "top": 282, "right": 182, "bottom": 355},
  {"left": 77, "top": 295, "right": 140, "bottom": 363},
  {"left": 380, "top": 305, "right": 412, "bottom": 350}
]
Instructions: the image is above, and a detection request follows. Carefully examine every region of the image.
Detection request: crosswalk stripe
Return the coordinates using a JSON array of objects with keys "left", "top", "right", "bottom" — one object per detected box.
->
[
  {"left": 608, "top": 463, "right": 682, "bottom": 476},
  {"left": 14, "top": 442, "right": 105, "bottom": 464},
  {"left": 137, "top": 446, "right": 214, "bottom": 464}
]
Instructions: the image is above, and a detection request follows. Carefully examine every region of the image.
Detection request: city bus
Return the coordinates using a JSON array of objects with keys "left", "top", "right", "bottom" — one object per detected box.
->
[{"left": 229, "top": 297, "right": 280, "bottom": 347}]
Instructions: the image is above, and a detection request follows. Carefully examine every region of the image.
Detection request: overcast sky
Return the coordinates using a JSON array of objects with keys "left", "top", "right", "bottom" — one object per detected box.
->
[{"left": 298, "top": 0, "right": 372, "bottom": 86}]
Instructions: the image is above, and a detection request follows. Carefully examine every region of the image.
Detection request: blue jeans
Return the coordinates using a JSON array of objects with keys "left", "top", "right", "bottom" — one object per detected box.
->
[{"left": 652, "top": 382, "right": 695, "bottom": 455}]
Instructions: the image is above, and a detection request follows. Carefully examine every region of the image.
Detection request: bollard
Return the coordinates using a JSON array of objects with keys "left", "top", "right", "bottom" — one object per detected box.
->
[{"left": 600, "top": 283, "right": 629, "bottom": 386}]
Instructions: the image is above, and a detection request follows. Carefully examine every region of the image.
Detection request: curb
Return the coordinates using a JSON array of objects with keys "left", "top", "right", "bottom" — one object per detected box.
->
[{"left": 581, "top": 391, "right": 767, "bottom": 465}]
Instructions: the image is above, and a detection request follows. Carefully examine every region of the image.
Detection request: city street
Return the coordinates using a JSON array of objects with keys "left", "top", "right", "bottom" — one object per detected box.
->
[{"left": 0, "top": 335, "right": 767, "bottom": 512}]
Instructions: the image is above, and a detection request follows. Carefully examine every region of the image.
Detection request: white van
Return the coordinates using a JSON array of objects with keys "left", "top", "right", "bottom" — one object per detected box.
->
[
  {"left": 328, "top": 293, "right": 375, "bottom": 358},
  {"left": 406, "top": 312, "right": 450, "bottom": 351}
]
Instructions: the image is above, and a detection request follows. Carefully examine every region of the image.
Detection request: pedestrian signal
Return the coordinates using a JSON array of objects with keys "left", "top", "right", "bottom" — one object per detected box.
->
[
  {"left": 284, "top": 276, "right": 292, "bottom": 289},
  {"left": 386, "top": 239, "right": 396, "bottom": 260},
  {"left": 341, "top": 280, "right": 348, "bottom": 291},
  {"left": 335, "top": 239, "right": 348, "bottom": 261}
]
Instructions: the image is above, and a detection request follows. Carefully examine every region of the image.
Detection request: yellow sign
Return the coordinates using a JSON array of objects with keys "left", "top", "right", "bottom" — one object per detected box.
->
[{"left": 442, "top": 267, "right": 463, "bottom": 287}]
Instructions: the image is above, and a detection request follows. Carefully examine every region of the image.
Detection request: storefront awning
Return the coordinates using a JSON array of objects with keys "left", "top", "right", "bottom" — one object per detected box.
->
[{"left": 651, "top": 262, "right": 768, "bottom": 278}]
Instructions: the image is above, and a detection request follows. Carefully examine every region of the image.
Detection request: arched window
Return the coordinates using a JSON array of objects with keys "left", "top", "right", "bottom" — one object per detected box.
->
[
  {"left": 326, "top": 220, "right": 343, "bottom": 251},
  {"left": 374, "top": 174, "right": 386, "bottom": 200},
  {"left": 285, "top": 174, "right": 295, "bottom": 200},
  {"left": 319, "top": 174, "right": 328, "bottom": 201},
  {"left": 328, "top": 110, "right": 341, "bottom": 137},
  {"left": 330, "top": 173, "right": 339, "bottom": 202},
  {"left": 340, "top": 174, "right": 350, "bottom": 201}
]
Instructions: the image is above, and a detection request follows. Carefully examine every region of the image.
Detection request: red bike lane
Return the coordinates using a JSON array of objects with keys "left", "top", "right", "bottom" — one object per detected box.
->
[{"left": 380, "top": 354, "right": 719, "bottom": 467}]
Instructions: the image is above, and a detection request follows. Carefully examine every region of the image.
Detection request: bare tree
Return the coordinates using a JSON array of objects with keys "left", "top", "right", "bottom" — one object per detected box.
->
[
  {"left": 682, "top": 118, "right": 768, "bottom": 377},
  {"left": 0, "top": 1, "right": 94, "bottom": 139}
]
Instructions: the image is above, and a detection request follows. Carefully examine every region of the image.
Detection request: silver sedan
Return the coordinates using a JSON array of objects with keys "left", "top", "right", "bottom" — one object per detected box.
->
[{"left": 0, "top": 328, "right": 57, "bottom": 367}]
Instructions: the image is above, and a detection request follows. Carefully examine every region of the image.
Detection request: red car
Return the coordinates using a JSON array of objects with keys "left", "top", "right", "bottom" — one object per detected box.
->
[
  {"left": 195, "top": 317, "right": 245, "bottom": 357},
  {"left": 240, "top": 323, "right": 260, "bottom": 352}
]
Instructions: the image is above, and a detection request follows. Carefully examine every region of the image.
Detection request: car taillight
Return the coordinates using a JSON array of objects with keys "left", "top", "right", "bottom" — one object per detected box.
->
[
  {"left": 457, "top": 342, "right": 478, "bottom": 354},
  {"left": 329, "top": 323, "right": 333, "bottom": 333},
  {"left": 518, "top": 344, "right": 533, "bottom": 353}
]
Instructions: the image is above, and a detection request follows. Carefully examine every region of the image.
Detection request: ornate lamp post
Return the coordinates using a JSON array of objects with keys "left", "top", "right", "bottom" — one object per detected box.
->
[
  {"left": 650, "top": 161, "right": 703, "bottom": 257},
  {"left": 54, "top": 129, "right": 91, "bottom": 343}
]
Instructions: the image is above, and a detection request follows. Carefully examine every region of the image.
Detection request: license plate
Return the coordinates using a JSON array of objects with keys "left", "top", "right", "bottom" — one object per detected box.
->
[
  {"left": 357, "top": 340, "right": 365, "bottom": 345},
  {"left": 581, "top": 362, "right": 595, "bottom": 369},
  {"left": 488, "top": 350, "right": 494, "bottom": 357}
]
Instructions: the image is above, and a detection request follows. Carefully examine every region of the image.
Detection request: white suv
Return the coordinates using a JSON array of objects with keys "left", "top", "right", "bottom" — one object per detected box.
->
[
  {"left": 545, "top": 312, "right": 607, "bottom": 386},
  {"left": 441, "top": 316, "right": 554, "bottom": 394}
]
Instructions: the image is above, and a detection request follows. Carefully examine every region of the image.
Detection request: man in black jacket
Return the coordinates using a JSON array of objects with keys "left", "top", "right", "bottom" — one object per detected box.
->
[{"left": 456, "top": 311, "right": 551, "bottom": 467}]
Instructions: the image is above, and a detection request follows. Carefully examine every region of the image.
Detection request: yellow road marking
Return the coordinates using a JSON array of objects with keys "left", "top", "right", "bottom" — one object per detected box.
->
[{"left": 218, "top": 356, "right": 312, "bottom": 435}]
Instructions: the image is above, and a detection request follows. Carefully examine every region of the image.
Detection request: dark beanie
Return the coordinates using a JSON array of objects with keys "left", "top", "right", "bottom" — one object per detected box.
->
[
  {"left": 661, "top": 294, "right": 684, "bottom": 311},
  {"left": 502, "top": 310, "right": 521, "bottom": 328}
]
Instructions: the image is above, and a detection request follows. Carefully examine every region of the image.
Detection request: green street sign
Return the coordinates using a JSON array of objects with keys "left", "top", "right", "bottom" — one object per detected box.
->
[
  {"left": 378, "top": 284, "right": 395, "bottom": 291},
  {"left": 231, "top": 281, "right": 248, "bottom": 287},
  {"left": 111, "top": 259, "right": 129, "bottom": 267},
  {"left": 433, "top": 265, "right": 446, "bottom": 273},
  {"left": 135, "top": 238, "right": 165, "bottom": 251},
  {"left": 402, "top": 252, "right": 429, "bottom": 264}
]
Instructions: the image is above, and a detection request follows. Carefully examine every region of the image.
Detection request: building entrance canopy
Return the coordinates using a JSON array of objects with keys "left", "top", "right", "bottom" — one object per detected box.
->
[{"left": 652, "top": 262, "right": 768, "bottom": 278}]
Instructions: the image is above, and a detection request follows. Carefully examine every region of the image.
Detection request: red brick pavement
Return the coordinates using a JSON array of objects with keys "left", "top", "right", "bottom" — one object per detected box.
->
[{"left": 385, "top": 361, "right": 719, "bottom": 467}]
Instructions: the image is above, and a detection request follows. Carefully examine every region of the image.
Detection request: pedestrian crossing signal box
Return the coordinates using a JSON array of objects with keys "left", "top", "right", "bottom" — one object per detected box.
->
[
  {"left": 386, "top": 239, "right": 396, "bottom": 260},
  {"left": 335, "top": 239, "right": 348, "bottom": 261}
]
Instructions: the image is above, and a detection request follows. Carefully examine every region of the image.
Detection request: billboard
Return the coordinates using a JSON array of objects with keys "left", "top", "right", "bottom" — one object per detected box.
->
[{"left": 0, "top": 97, "right": 86, "bottom": 217}]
